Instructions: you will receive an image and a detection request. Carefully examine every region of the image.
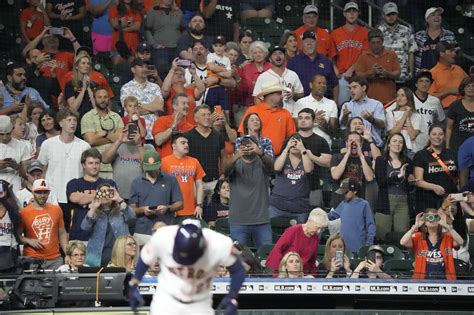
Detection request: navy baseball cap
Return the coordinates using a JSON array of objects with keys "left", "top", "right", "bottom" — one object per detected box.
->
[
  {"left": 137, "top": 42, "right": 151, "bottom": 52},
  {"left": 335, "top": 178, "right": 361, "bottom": 195},
  {"left": 173, "top": 219, "right": 206, "bottom": 265},
  {"left": 302, "top": 31, "right": 316, "bottom": 41}
]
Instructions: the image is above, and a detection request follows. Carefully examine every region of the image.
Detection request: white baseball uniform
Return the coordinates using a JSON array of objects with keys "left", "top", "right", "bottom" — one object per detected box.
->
[{"left": 141, "top": 225, "right": 236, "bottom": 315}]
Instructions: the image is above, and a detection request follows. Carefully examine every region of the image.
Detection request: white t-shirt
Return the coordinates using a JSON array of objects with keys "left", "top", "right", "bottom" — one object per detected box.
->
[
  {"left": 15, "top": 187, "right": 59, "bottom": 208},
  {"left": 293, "top": 94, "right": 338, "bottom": 147},
  {"left": 206, "top": 53, "right": 231, "bottom": 70},
  {"left": 253, "top": 69, "right": 304, "bottom": 116},
  {"left": 385, "top": 109, "right": 424, "bottom": 152},
  {"left": 185, "top": 64, "right": 208, "bottom": 106},
  {"left": 37, "top": 136, "right": 90, "bottom": 203},
  {"left": 0, "top": 138, "right": 33, "bottom": 192},
  {"left": 0, "top": 210, "right": 18, "bottom": 248},
  {"left": 141, "top": 225, "right": 236, "bottom": 303}
]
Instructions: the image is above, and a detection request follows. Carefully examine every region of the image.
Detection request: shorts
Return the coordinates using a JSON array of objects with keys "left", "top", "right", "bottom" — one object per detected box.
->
[
  {"left": 204, "top": 87, "right": 230, "bottom": 110},
  {"left": 241, "top": 0, "right": 275, "bottom": 12},
  {"left": 150, "top": 290, "right": 213, "bottom": 315},
  {"left": 91, "top": 32, "right": 112, "bottom": 55}
]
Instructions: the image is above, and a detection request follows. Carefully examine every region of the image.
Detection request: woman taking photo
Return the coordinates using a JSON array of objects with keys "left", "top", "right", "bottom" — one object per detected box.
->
[
  {"left": 234, "top": 113, "right": 274, "bottom": 159},
  {"left": 319, "top": 234, "right": 351, "bottom": 278},
  {"left": 108, "top": 235, "right": 139, "bottom": 272},
  {"left": 57, "top": 240, "right": 87, "bottom": 272},
  {"left": 400, "top": 208, "right": 463, "bottom": 280},
  {"left": 374, "top": 133, "right": 413, "bottom": 240},
  {"left": 0, "top": 180, "right": 21, "bottom": 273},
  {"left": 81, "top": 184, "right": 135, "bottom": 267},
  {"left": 278, "top": 252, "right": 313, "bottom": 278},
  {"left": 413, "top": 124, "right": 458, "bottom": 212},
  {"left": 36, "top": 109, "right": 60, "bottom": 149}
]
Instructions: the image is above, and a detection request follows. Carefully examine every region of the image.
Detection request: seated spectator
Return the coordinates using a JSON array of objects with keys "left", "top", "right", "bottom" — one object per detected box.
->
[
  {"left": 351, "top": 245, "right": 392, "bottom": 279},
  {"left": 46, "top": 0, "right": 86, "bottom": 51},
  {"left": 81, "top": 184, "right": 135, "bottom": 267},
  {"left": 0, "top": 62, "right": 48, "bottom": 116},
  {"left": 269, "top": 134, "right": 313, "bottom": 223},
  {"left": 16, "top": 160, "right": 58, "bottom": 208},
  {"left": 109, "top": 0, "right": 142, "bottom": 65},
  {"left": 0, "top": 180, "right": 21, "bottom": 273},
  {"left": 266, "top": 208, "right": 328, "bottom": 276},
  {"left": 36, "top": 109, "right": 60, "bottom": 149},
  {"left": 428, "top": 41, "right": 468, "bottom": 110},
  {"left": 235, "top": 113, "right": 274, "bottom": 160},
  {"left": 414, "top": 124, "right": 458, "bottom": 212},
  {"left": 279, "top": 31, "right": 298, "bottom": 61},
  {"left": 278, "top": 252, "right": 313, "bottom": 278},
  {"left": 458, "top": 135, "right": 474, "bottom": 188},
  {"left": 293, "top": 5, "right": 331, "bottom": 56},
  {"left": 374, "top": 133, "right": 413, "bottom": 240},
  {"left": 57, "top": 240, "right": 87, "bottom": 272},
  {"left": 18, "top": 179, "right": 67, "bottom": 270},
  {"left": 108, "top": 235, "right": 139, "bottom": 272},
  {"left": 23, "top": 101, "right": 45, "bottom": 148},
  {"left": 238, "top": 33, "right": 253, "bottom": 64},
  {"left": 20, "top": 0, "right": 50, "bottom": 43},
  {"left": 176, "top": 14, "right": 213, "bottom": 60},
  {"left": 240, "top": 0, "right": 273, "bottom": 21},
  {"left": 446, "top": 77, "right": 474, "bottom": 153},
  {"left": 319, "top": 234, "right": 352, "bottom": 278},
  {"left": 386, "top": 87, "right": 424, "bottom": 157},
  {"left": 203, "top": 178, "right": 230, "bottom": 228},
  {"left": 340, "top": 117, "right": 381, "bottom": 159},
  {"left": 400, "top": 208, "right": 463, "bottom": 280},
  {"left": 328, "top": 179, "right": 376, "bottom": 254}
]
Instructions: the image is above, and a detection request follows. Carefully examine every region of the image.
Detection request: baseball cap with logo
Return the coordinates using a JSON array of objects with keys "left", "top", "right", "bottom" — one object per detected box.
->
[
  {"left": 213, "top": 35, "right": 226, "bottom": 45},
  {"left": 0, "top": 115, "right": 13, "bottom": 134},
  {"left": 27, "top": 160, "right": 44, "bottom": 173},
  {"left": 32, "top": 179, "right": 51, "bottom": 192},
  {"left": 335, "top": 178, "right": 361, "bottom": 195},
  {"left": 383, "top": 2, "right": 398, "bottom": 15},
  {"left": 143, "top": 150, "right": 161, "bottom": 171},
  {"left": 303, "top": 4, "right": 318, "bottom": 14},
  {"left": 425, "top": 7, "right": 444, "bottom": 21},
  {"left": 302, "top": 31, "right": 317, "bottom": 41},
  {"left": 344, "top": 2, "right": 359, "bottom": 11},
  {"left": 137, "top": 42, "right": 151, "bottom": 52}
]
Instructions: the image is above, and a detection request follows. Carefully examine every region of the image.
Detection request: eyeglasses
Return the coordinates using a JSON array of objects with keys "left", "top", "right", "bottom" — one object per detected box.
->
[
  {"left": 424, "top": 214, "right": 440, "bottom": 222},
  {"left": 71, "top": 253, "right": 85, "bottom": 257}
]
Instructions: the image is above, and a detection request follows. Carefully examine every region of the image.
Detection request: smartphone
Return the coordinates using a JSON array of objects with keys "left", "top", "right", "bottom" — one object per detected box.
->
[
  {"left": 128, "top": 123, "right": 138, "bottom": 139},
  {"left": 335, "top": 250, "right": 343, "bottom": 266},
  {"left": 452, "top": 192, "right": 468, "bottom": 202},
  {"left": 177, "top": 59, "right": 191, "bottom": 67},
  {"left": 149, "top": 206, "right": 157, "bottom": 210},
  {"left": 214, "top": 105, "right": 222, "bottom": 114},
  {"left": 147, "top": 64, "right": 156, "bottom": 71},
  {"left": 241, "top": 135, "right": 253, "bottom": 147},
  {"left": 366, "top": 251, "right": 377, "bottom": 264},
  {"left": 20, "top": 95, "right": 27, "bottom": 103},
  {"left": 49, "top": 27, "right": 64, "bottom": 36}
]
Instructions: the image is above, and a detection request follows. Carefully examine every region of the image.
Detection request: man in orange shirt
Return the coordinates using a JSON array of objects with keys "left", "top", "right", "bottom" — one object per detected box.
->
[
  {"left": 428, "top": 41, "right": 468, "bottom": 109},
  {"left": 153, "top": 93, "right": 194, "bottom": 158},
  {"left": 161, "top": 134, "right": 206, "bottom": 219},
  {"left": 17, "top": 179, "right": 68, "bottom": 270},
  {"left": 293, "top": 5, "right": 331, "bottom": 57},
  {"left": 329, "top": 2, "right": 369, "bottom": 107},
  {"left": 239, "top": 78, "right": 296, "bottom": 156},
  {"left": 354, "top": 29, "right": 400, "bottom": 104}
]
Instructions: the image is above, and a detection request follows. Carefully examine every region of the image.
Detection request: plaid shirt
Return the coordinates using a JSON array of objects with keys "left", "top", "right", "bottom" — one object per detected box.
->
[{"left": 414, "top": 28, "right": 456, "bottom": 73}]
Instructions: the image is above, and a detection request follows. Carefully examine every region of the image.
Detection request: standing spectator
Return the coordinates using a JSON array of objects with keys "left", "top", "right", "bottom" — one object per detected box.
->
[
  {"left": 38, "top": 108, "right": 91, "bottom": 220},
  {"left": 212, "top": 108, "right": 237, "bottom": 159},
  {"left": 0, "top": 180, "right": 21, "bottom": 273},
  {"left": 36, "top": 109, "right": 61, "bottom": 149},
  {"left": 89, "top": 0, "right": 114, "bottom": 56},
  {"left": 253, "top": 46, "right": 304, "bottom": 116},
  {"left": 153, "top": 94, "right": 195, "bottom": 158},
  {"left": 0, "top": 63, "right": 48, "bottom": 115},
  {"left": 269, "top": 134, "right": 313, "bottom": 223},
  {"left": 354, "top": 28, "right": 401, "bottom": 104},
  {"left": 294, "top": 75, "right": 338, "bottom": 148},
  {"left": 20, "top": 0, "right": 51, "bottom": 43},
  {"left": 339, "top": 77, "right": 386, "bottom": 147},
  {"left": 240, "top": 0, "right": 273, "bottom": 21},
  {"left": 328, "top": 179, "right": 376, "bottom": 254},
  {"left": 329, "top": 2, "right": 369, "bottom": 107},
  {"left": 293, "top": 5, "right": 331, "bottom": 57},
  {"left": 46, "top": 0, "right": 86, "bottom": 51},
  {"left": 81, "top": 87, "right": 124, "bottom": 177},
  {"left": 203, "top": 178, "right": 230, "bottom": 227},
  {"left": 18, "top": 179, "right": 68, "bottom": 270},
  {"left": 202, "top": 0, "right": 240, "bottom": 42},
  {"left": 234, "top": 113, "right": 274, "bottom": 159},
  {"left": 238, "top": 33, "right": 253, "bottom": 63},
  {"left": 121, "top": 96, "right": 147, "bottom": 142},
  {"left": 458, "top": 135, "right": 474, "bottom": 188},
  {"left": 0, "top": 116, "right": 31, "bottom": 192},
  {"left": 279, "top": 32, "right": 298, "bottom": 61},
  {"left": 64, "top": 55, "right": 96, "bottom": 118},
  {"left": 224, "top": 135, "right": 274, "bottom": 250},
  {"left": 176, "top": 14, "right": 213, "bottom": 60},
  {"left": 161, "top": 134, "right": 206, "bottom": 220},
  {"left": 120, "top": 58, "right": 164, "bottom": 144},
  {"left": 266, "top": 208, "right": 328, "bottom": 276},
  {"left": 288, "top": 31, "right": 338, "bottom": 101},
  {"left": 428, "top": 41, "right": 468, "bottom": 109},
  {"left": 109, "top": 0, "right": 142, "bottom": 65},
  {"left": 374, "top": 133, "right": 413, "bottom": 240},
  {"left": 129, "top": 150, "right": 183, "bottom": 244},
  {"left": 67, "top": 148, "right": 116, "bottom": 241},
  {"left": 340, "top": 117, "right": 381, "bottom": 159},
  {"left": 10, "top": 115, "right": 35, "bottom": 157},
  {"left": 81, "top": 184, "right": 135, "bottom": 267},
  {"left": 185, "top": 105, "right": 225, "bottom": 202},
  {"left": 239, "top": 79, "right": 296, "bottom": 156},
  {"left": 145, "top": 1, "right": 184, "bottom": 79},
  {"left": 414, "top": 124, "right": 458, "bottom": 211},
  {"left": 415, "top": 7, "right": 457, "bottom": 73},
  {"left": 377, "top": 2, "right": 418, "bottom": 86},
  {"left": 23, "top": 101, "right": 45, "bottom": 146}
]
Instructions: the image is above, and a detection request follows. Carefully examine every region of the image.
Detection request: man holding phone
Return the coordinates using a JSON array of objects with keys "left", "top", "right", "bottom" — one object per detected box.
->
[{"left": 351, "top": 245, "right": 392, "bottom": 279}]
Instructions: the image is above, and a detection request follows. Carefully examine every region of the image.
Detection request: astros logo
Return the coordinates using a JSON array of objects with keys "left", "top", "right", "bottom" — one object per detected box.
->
[{"left": 148, "top": 157, "right": 155, "bottom": 164}]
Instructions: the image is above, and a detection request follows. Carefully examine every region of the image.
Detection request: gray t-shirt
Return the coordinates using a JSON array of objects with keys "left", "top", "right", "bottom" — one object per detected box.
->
[{"left": 228, "top": 158, "right": 271, "bottom": 225}]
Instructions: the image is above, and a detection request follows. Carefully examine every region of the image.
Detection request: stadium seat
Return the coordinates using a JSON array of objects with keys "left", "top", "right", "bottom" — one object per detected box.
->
[
  {"left": 350, "top": 258, "right": 364, "bottom": 270},
  {"left": 384, "top": 231, "right": 406, "bottom": 250},
  {"left": 383, "top": 259, "right": 413, "bottom": 278},
  {"left": 270, "top": 216, "right": 296, "bottom": 236},
  {"left": 214, "top": 217, "right": 230, "bottom": 236},
  {"left": 174, "top": 217, "right": 209, "bottom": 228},
  {"left": 256, "top": 244, "right": 274, "bottom": 267},
  {"left": 358, "top": 244, "right": 405, "bottom": 261}
]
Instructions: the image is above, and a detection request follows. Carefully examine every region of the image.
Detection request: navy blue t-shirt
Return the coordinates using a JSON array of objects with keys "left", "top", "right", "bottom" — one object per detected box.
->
[
  {"left": 204, "top": 199, "right": 229, "bottom": 223},
  {"left": 66, "top": 177, "right": 116, "bottom": 241},
  {"left": 424, "top": 239, "right": 446, "bottom": 279}
]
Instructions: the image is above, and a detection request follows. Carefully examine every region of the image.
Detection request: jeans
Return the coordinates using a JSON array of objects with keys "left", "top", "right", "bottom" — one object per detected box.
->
[
  {"left": 152, "top": 47, "right": 177, "bottom": 80},
  {"left": 268, "top": 205, "right": 309, "bottom": 224},
  {"left": 338, "top": 77, "right": 351, "bottom": 108},
  {"left": 229, "top": 223, "right": 272, "bottom": 250}
]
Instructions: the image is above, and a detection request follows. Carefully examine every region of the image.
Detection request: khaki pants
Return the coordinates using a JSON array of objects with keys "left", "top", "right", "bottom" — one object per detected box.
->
[{"left": 374, "top": 194, "right": 409, "bottom": 240}]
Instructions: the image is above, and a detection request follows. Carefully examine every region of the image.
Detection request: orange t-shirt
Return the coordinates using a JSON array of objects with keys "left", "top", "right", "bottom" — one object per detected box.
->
[
  {"left": 294, "top": 26, "right": 332, "bottom": 57},
  {"left": 354, "top": 49, "right": 400, "bottom": 104},
  {"left": 329, "top": 25, "right": 369, "bottom": 73},
  {"left": 165, "top": 87, "right": 197, "bottom": 126},
  {"left": 38, "top": 51, "right": 74, "bottom": 81},
  {"left": 59, "top": 70, "right": 114, "bottom": 98},
  {"left": 20, "top": 203, "right": 64, "bottom": 260},
  {"left": 152, "top": 115, "right": 194, "bottom": 158},
  {"left": 109, "top": 6, "right": 142, "bottom": 54},
  {"left": 20, "top": 7, "right": 47, "bottom": 40},
  {"left": 161, "top": 155, "right": 206, "bottom": 216},
  {"left": 238, "top": 102, "right": 296, "bottom": 155},
  {"left": 428, "top": 62, "right": 469, "bottom": 109}
]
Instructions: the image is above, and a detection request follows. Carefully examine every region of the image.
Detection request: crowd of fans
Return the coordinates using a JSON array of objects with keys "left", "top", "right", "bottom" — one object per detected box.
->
[{"left": 1, "top": 0, "right": 474, "bottom": 286}]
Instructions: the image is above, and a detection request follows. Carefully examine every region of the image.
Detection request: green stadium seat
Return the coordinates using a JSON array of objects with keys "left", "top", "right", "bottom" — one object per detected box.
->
[
  {"left": 384, "top": 231, "right": 406, "bottom": 250},
  {"left": 358, "top": 244, "right": 405, "bottom": 261},
  {"left": 383, "top": 259, "right": 413, "bottom": 278},
  {"left": 174, "top": 217, "right": 209, "bottom": 228},
  {"left": 214, "top": 217, "right": 230, "bottom": 236},
  {"left": 270, "top": 216, "right": 296, "bottom": 236},
  {"left": 256, "top": 244, "right": 274, "bottom": 267}
]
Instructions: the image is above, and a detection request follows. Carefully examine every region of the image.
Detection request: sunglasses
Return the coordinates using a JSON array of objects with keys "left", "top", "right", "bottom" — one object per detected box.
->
[{"left": 424, "top": 214, "right": 440, "bottom": 222}]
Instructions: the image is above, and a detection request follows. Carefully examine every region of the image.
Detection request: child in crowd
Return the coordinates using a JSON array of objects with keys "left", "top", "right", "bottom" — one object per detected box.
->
[{"left": 122, "top": 96, "right": 147, "bottom": 142}]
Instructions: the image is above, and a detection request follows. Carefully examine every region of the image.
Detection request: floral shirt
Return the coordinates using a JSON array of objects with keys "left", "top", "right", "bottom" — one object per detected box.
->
[{"left": 414, "top": 28, "right": 456, "bottom": 73}]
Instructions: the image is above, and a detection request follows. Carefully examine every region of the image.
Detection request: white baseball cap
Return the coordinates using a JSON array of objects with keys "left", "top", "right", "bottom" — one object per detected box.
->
[
  {"left": 0, "top": 115, "right": 13, "bottom": 134},
  {"left": 32, "top": 179, "right": 51, "bottom": 192},
  {"left": 344, "top": 2, "right": 359, "bottom": 11},
  {"left": 425, "top": 7, "right": 444, "bottom": 21},
  {"left": 303, "top": 4, "right": 318, "bottom": 14},
  {"left": 383, "top": 2, "right": 398, "bottom": 15}
]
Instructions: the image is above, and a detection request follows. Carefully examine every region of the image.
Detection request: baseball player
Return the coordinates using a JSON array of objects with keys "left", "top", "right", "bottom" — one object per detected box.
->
[{"left": 128, "top": 219, "right": 246, "bottom": 315}]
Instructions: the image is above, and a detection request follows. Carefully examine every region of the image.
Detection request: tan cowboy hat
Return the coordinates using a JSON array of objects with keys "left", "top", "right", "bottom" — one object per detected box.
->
[{"left": 256, "top": 78, "right": 291, "bottom": 99}]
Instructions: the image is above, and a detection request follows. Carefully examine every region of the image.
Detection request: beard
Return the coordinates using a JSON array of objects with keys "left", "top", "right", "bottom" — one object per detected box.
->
[
  {"left": 190, "top": 27, "right": 203, "bottom": 36},
  {"left": 147, "top": 170, "right": 160, "bottom": 178},
  {"left": 12, "top": 80, "right": 26, "bottom": 91}
]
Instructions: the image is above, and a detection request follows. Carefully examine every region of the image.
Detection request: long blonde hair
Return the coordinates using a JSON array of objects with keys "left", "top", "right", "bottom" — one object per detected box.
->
[
  {"left": 72, "top": 54, "right": 92, "bottom": 89},
  {"left": 278, "top": 251, "right": 303, "bottom": 278},
  {"left": 322, "top": 234, "right": 346, "bottom": 270},
  {"left": 108, "top": 235, "right": 139, "bottom": 271}
]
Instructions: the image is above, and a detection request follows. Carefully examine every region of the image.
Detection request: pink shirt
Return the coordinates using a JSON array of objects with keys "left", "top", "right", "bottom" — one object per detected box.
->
[{"left": 240, "top": 61, "right": 271, "bottom": 106}]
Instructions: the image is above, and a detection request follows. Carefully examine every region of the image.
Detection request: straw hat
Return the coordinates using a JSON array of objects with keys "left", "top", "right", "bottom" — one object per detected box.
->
[{"left": 256, "top": 78, "right": 290, "bottom": 99}]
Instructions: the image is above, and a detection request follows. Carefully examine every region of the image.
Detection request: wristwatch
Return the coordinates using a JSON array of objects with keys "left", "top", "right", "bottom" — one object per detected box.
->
[
  {"left": 302, "top": 150, "right": 308, "bottom": 155},
  {"left": 196, "top": 203, "right": 203, "bottom": 208}
]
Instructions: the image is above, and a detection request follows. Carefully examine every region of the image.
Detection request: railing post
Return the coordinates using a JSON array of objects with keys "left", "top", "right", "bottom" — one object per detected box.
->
[
  {"left": 330, "top": 0, "right": 334, "bottom": 31},
  {"left": 368, "top": 3, "right": 372, "bottom": 27}
]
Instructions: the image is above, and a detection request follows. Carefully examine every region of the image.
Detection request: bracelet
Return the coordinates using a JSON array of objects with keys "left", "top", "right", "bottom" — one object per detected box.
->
[{"left": 70, "top": 39, "right": 77, "bottom": 43}]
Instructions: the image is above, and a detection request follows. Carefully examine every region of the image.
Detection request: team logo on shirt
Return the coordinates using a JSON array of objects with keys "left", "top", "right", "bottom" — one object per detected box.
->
[{"left": 32, "top": 214, "right": 53, "bottom": 244}]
